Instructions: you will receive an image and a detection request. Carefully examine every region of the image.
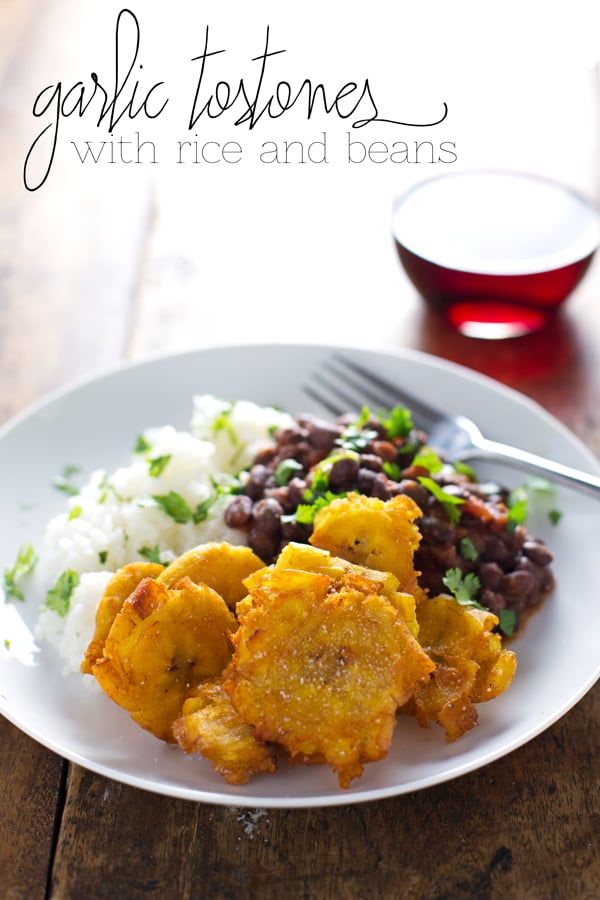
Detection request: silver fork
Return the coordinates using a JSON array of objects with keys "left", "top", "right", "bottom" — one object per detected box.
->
[{"left": 303, "top": 354, "right": 600, "bottom": 498}]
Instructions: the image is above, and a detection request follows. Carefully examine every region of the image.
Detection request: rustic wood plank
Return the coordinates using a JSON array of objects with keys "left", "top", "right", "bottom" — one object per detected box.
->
[
  {"left": 0, "top": 718, "right": 65, "bottom": 900},
  {"left": 49, "top": 680, "right": 599, "bottom": 899}
]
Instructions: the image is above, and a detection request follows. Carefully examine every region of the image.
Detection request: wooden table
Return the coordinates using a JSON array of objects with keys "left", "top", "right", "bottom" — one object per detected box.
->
[{"left": 1, "top": 3, "right": 599, "bottom": 897}]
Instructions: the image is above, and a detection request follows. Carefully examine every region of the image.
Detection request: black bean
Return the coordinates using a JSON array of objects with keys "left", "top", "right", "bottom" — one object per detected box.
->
[
  {"left": 522, "top": 540, "right": 554, "bottom": 566},
  {"left": 370, "top": 473, "right": 397, "bottom": 500},
  {"left": 359, "top": 454, "right": 384, "bottom": 473},
  {"left": 397, "top": 479, "right": 430, "bottom": 509},
  {"left": 286, "top": 477, "right": 308, "bottom": 507},
  {"left": 328, "top": 457, "right": 360, "bottom": 492},
  {"left": 281, "top": 519, "right": 312, "bottom": 543},
  {"left": 248, "top": 530, "right": 279, "bottom": 564},
  {"left": 304, "top": 421, "right": 342, "bottom": 451},
  {"left": 501, "top": 569, "right": 536, "bottom": 596},
  {"left": 369, "top": 440, "right": 398, "bottom": 463},
  {"left": 419, "top": 516, "right": 455, "bottom": 544},
  {"left": 251, "top": 497, "right": 284, "bottom": 536},
  {"left": 357, "top": 467, "right": 377, "bottom": 495},
  {"left": 479, "top": 562, "right": 504, "bottom": 590},
  {"left": 480, "top": 589, "right": 504, "bottom": 616},
  {"left": 246, "top": 464, "right": 273, "bottom": 500},
  {"left": 483, "top": 535, "right": 510, "bottom": 563},
  {"left": 224, "top": 495, "right": 254, "bottom": 529}
]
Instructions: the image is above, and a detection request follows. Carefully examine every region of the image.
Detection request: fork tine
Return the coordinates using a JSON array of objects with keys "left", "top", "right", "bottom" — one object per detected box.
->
[
  {"left": 302, "top": 382, "right": 347, "bottom": 418},
  {"left": 329, "top": 354, "right": 441, "bottom": 431}
]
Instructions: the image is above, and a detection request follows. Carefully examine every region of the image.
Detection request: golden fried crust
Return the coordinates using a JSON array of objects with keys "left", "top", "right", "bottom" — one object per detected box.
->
[
  {"left": 403, "top": 595, "right": 517, "bottom": 742},
  {"left": 309, "top": 493, "right": 426, "bottom": 602},
  {"left": 92, "top": 576, "right": 237, "bottom": 741},
  {"left": 157, "top": 542, "right": 264, "bottom": 609},
  {"left": 81, "top": 562, "right": 164, "bottom": 675},
  {"left": 172, "top": 679, "right": 277, "bottom": 784},
  {"left": 225, "top": 563, "right": 434, "bottom": 789}
]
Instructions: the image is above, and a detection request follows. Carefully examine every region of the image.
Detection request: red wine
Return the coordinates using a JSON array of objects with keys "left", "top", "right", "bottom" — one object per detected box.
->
[{"left": 392, "top": 171, "right": 600, "bottom": 338}]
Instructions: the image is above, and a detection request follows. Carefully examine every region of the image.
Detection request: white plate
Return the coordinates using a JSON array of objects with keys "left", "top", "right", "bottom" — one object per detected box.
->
[{"left": 1, "top": 342, "right": 599, "bottom": 808}]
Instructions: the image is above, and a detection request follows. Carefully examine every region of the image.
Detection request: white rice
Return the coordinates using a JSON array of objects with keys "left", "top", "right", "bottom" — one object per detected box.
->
[{"left": 33, "top": 395, "right": 293, "bottom": 676}]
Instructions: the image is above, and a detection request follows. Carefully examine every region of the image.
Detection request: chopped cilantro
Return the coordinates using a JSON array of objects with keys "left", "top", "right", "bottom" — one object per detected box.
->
[
  {"left": 134, "top": 435, "right": 152, "bottom": 454},
  {"left": 98, "top": 550, "right": 108, "bottom": 565},
  {"left": 412, "top": 447, "right": 444, "bottom": 474},
  {"left": 192, "top": 497, "right": 215, "bottom": 523},
  {"left": 459, "top": 536, "right": 479, "bottom": 562},
  {"left": 274, "top": 458, "right": 304, "bottom": 487},
  {"left": 418, "top": 476, "right": 465, "bottom": 524},
  {"left": 443, "top": 567, "right": 517, "bottom": 637},
  {"left": 97, "top": 474, "right": 128, "bottom": 504},
  {"left": 498, "top": 609, "right": 517, "bottom": 637},
  {"left": 454, "top": 460, "right": 478, "bottom": 480},
  {"left": 3, "top": 543, "right": 38, "bottom": 602},
  {"left": 45, "top": 570, "right": 79, "bottom": 617},
  {"left": 507, "top": 498, "right": 528, "bottom": 530},
  {"left": 3, "top": 639, "right": 10, "bottom": 650},
  {"left": 442, "top": 567, "right": 483, "bottom": 606},
  {"left": 68, "top": 505, "right": 82, "bottom": 521},
  {"left": 508, "top": 477, "right": 561, "bottom": 531},
  {"left": 376, "top": 405, "right": 413, "bottom": 440},
  {"left": 211, "top": 472, "right": 244, "bottom": 497},
  {"left": 382, "top": 461, "right": 402, "bottom": 481},
  {"left": 336, "top": 422, "right": 378, "bottom": 453},
  {"left": 138, "top": 545, "right": 164, "bottom": 565},
  {"left": 284, "top": 488, "right": 349, "bottom": 526},
  {"left": 53, "top": 465, "right": 82, "bottom": 496},
  {"left": 151, "top": 491, "right": 214, "bottom": 525},
  {"left": 212, "top": 404, "right": 237, "bottom": 443},
  {"left": 148, "top": 455, "right": 171, "bottom": 478},
  {"left": 152, "top": 492, "right": 195, "bottom": 524}
]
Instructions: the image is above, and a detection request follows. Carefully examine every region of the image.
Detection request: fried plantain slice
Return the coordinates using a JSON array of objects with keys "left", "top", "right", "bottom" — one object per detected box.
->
[
  {"left": 225, "top": 548, "right": 434, "bottom": 789},
  {"left": 157, "top": 541, "right": 264, "bottom": 609},
  {"left": 92, "top": 576, "right": 237, "bottom": 741},
  {"left": 172, "top": 679, "right": 277, "bottom": 784},
  {"left": 309, "top": 493, "right": 426, "bottom": 601},
  {"left": 81, "top": 561, "right": 164, "bottom": 675},
  {"left": 402, "top": 594, "right": 517, "bottom": 742}
]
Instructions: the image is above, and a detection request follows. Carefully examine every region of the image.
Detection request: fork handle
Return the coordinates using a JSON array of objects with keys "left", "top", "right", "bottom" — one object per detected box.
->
[{"left": 462, "top": 439, "right": 600, "bottom": 498}]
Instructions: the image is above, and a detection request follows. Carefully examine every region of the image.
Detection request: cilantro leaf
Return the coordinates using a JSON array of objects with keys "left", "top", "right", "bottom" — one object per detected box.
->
[
  {"left": 212, "top": 404, "right": 237, "bottom": 443},
  {"left": 3, "top": 543, "right": 38, "bottom": 602},
  {"left": 442, "top": 567, "right": 483, "bottom": 606},
  {"left": 138, "top": 545, "right": 164, "bottom": 565},
  {"left": 418, "top": 476, "right": 465, "bottom": 524},
  {"left": 411, "top": 447, "right": 444, "bottom": 474},
  {"left": 134, "top": 435, "right": 152, "bottom": 454},
  {"left": 382, "top": 461, "right": 402, "bottom": 481},
  {"left": 53, "top": 464, "right": 82, "bottom": 495},
  {"left": 148, "top": 455, "right": 172, "bottom": 478},
  {"left": 376, "top": 405, "right": 413, "bottom": 439},
  {"left": 151, "top": 492, "right": 216, "bottom": 525},
  {"left": 274, "top": 458, "right": 304, "bottom": 487},
  {"left": 336, "top": 423, "right": 379, "bottom": 453},
  {"left": 459, "top": 536, "right": 479, "bottom": 562},
  {"left": 152, "top": 492, "right": 194, "bottom": 524},
  {"left": 45, "top": 570, "right": 79, "bottom": 617},
  {"left": 498, "top": 609, "right": 517, "bottom": 637},
  {"left": 284, "top": 489, "right": 349, "bottom": 526}
]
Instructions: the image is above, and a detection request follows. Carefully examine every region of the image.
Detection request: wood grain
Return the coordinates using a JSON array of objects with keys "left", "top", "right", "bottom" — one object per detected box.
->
[
  {"left": 0, "top": 719, "right": 65, "bottom": 900},
  {"left": 48, "top": 681, "right": 599, "bottom": 899}
]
